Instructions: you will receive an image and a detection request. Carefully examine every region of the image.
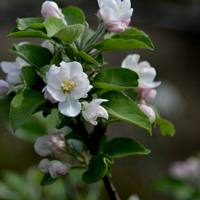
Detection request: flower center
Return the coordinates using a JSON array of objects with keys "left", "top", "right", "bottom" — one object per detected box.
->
[
  {"left": 118, "top": 6, "right": 122, "bottom": 11},
  {"left": 61, "top": 77, "right": 76, "bottom": 96}
]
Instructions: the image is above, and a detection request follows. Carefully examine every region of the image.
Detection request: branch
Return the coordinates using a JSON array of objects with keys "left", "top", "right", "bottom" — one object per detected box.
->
[{"left": 68, "top": 115, "right": 121, "bottom": 200}]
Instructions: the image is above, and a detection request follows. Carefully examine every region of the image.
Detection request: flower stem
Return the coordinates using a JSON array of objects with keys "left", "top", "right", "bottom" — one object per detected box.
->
[{"left": 68, "top": 116, "right": 121, "bottom": 200}]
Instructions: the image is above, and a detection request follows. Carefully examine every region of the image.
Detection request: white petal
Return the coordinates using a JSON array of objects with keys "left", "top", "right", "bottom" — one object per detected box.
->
[
  {"left": 59, "top": 95, "right": 81, "bottom": 117},
  {"left": 93, "top": 99, "right": 108, "bottom": 105},
  {"left": 70, "top": 77, "right": 90, "bottom": 99},
  {"left": 121, "top": 54, "right": 140, "bottom": 71},
  {"left": 47, "top": 85, "right": 66, "bottom": 102},
  {"left": 98, "top": 105, "right": 109, "bottom": 119},
  {"left": 67, "top": 61, "right": 83, "bottom": 81},
  {"left": 16, "top": 57, "right": 29, "bottom": 66},
  {"left": 100, "top": 0, "right": 119, "bottom": 21},
  {"left": 119, "top": 8, "right": 133, "bottom": 21},
  {"left": 1, "top": 61, "right": 21, "bottom": 74},
  {"left": 6, "top": 73, "right": 22, "bottom": 85},
  {"left": 119, "top": 0, "right": 131, "bottom": 17}
]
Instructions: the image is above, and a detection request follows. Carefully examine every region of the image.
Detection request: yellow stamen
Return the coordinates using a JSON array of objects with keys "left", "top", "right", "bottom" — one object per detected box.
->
[
  {"left": 118, "top": 6, "right": 122, "bottom": 11},
  {"left": 61, "top": 76, "right": 76, "bottom": 94}
]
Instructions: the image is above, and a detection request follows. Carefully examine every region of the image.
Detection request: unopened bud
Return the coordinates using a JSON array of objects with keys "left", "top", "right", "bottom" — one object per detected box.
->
[
  {"left": 139, "top": 104, "right": 155, "bottom": 124},
  {"left": 41, "top": 1, "right": 67, "bottom": 25},
  {"left": 140, "top": 88, "right": 157, "bottom": 103},
  {"left": 49, "top": 160, "right": 68, "bottom": 179},
  {"left": 38, "top": 159, "right": 50, "bottom": 174},
  {"left": 34, "top": 132, "right": 66, "bottom": 156}
]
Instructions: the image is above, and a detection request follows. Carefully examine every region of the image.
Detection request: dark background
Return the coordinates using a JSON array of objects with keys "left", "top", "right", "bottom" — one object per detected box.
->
[{"left": 0, "top": 0, "right": 200, "bottom": 199}]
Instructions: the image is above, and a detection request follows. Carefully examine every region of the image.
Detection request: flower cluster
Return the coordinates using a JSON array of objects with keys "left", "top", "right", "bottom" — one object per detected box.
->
[
  {"left": 34, "top": 132, "right": 68, "bottom": 179},
  {"left": 121, "top": 54, "right": 161, "bottom": 123}
]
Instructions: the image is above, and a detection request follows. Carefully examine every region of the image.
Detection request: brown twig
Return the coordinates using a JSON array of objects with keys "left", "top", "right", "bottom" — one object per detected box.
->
[{"left": 68, "top": 115, "right": 121, "bottom": 200}]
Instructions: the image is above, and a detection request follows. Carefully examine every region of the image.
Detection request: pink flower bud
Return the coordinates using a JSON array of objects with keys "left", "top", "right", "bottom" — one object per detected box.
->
[
  {"left": 49, "top": 160, "right": 68, "bottom": 179},
  {"left": 38, "top": 159, "right": 50, "bottom": 174},
  {"left": 139, "top": 104, "right": 155, "bottom": 124},
  {"left": 34, "top": 132, "right": 66, "bottom": 156},
  {"left": 41, "top": 1, "right": 67, "bottom": 25},
  {"left": 0, "top": 80, "right": 10, "bottom": 98},
  {"left": 136, "top": 88, "right": 157, "bottom": 103}
]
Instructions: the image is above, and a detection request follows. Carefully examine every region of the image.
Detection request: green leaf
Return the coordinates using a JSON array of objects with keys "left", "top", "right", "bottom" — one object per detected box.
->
[
  {"left": 98, "top": 135, "right": 108, "bottom": 152},
  {"left": 103, "top": 138, "right": 150, "bottom": 158},
  {"left": 51, "top": 107, "right": 72, "bottom": 129},
  {"left": 63, "top": 45, "right": 78, "bottom": 59},
  {"left": 0, "top": 95, "right": 14, "bottom": 106},
  {"left": 156, "top": 116, "right": 175, "bottom": 136},
  {"left": 50, "top": 49, "right": 62, "bottom": 66},
  {"left": 17, "top": 18, "right": 45, "bottom": 31},
  {"left": 90, "top": 34, "right": 154, "bottom": 53},
  {"left": 10, "top": 44, "right": 53, "bottom": 70},
  {"left": 101, "top": 91, "right": 152, "bottom": 134},
  {"left": 41, "top": 174, "right": 56, "bottom": 186},
  {"left": 21, "top": 66, "right": 37, "bottom": 88},
  {"left": 10, "top": 89, "right": 47, "bottom": 132},
  {"left": 45, "top": 18, "right": 84, "bottom": 44},
  {"left": 62, "top": 6, "right": 85, "bottom": 25},
  {"left": 82, "top": 154, "right": 114, "bottom": 184},
  {"left": 8, "top": 30, "right": 52, "bottom": 40},
  {"left": 95, "top": 54, "right": 105, "bottom": 67},
  {"left": 122, "top": 27, "right": 147, "bottom": 35},
  {"left": 78, "top": 51, "right": 98, "bottom": 67},
  {"left": 93, "top": 68, "right": 138, "bottom": 90}
]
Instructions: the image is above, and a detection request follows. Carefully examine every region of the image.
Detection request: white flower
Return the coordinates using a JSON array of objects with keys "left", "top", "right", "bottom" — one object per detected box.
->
[
  {"left": 139, "top": 104, "right": 155, "bottom": 124},
  {"left": 38, "top": 159, "right": 50, "bottom": 174},
  {"left": 49, "top": 160, "right": 68, "bottom": 179},
  {"left": 82, "top": 99, "right": 109, "bottom": 125},
  {"left": 122, "top": 54, "right": 161, "bottom": 88},
  {"left": 0, "top": 80, "right": 10, "bottom": 98},
  {"left": 41, "top": 1, "right": 67, "bottom": 25},
  {"left": 169, "top": 158, "right": 200, "bottom": 179},
  {"left": 34, "top": 132, "right": 66, "bottom": 156},
  {"left": 97, "top": 0, "right": 133, "bottom": 33},
  {"left": 1, "top": 57, "right": 29, "bottom": 85},
  {"left": 43, "top": 61, "right": 92, "bottom": 117}
]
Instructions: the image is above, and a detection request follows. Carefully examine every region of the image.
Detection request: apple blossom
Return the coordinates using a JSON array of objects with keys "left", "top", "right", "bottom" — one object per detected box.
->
[
  {"left": 43, "top": 61, "right": 92, "bottom": 117},
  {"left": 49, "top": 160, "right": 68, "bottom": 179},
  {"left": 169, "top": 157, "right": 200, "bottom": 179},
  {"left": 82, "top": 99, "right": 109, "bottom": 125},
  {"left": 34, "top": 132, "right": 66, "bottom": 156},
  {"left": 1, "top": 56, "right": 29, "bottom": 85},
  {"left": 122, "top": 54, "right": 161, "bottom": 88},
  {"left": 38, "top": 159, "right": 50, "bottom": 174},
  {"left": 97, "top": 0, "right": 133, "bottom": 33},
  {"left": 136, "top": 88, "right": 157, "bottom": 103},
  {"left": 139, "top": 104, "right": 155, "bottom": 124},
  {"left": 41, "top": 1, "right": 67, "bottom": 25},
  {"left": 0, "top": 80, "right": 10, "bottom": 98}
]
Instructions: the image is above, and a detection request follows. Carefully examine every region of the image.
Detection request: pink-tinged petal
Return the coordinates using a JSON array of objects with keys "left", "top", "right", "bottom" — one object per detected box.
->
[
  {"left": 141, "top": 88, "right": 157, "bottom": 103},
  {"left": 121, "top": 54, "right": 140, "bottom": 71},
  {"left": 122, "top": 18, "right": 131, "bottom": 26},
  {"left": 139, "top": 104, "right": 155, "bottom": 124},
  {"left": 49, "top": 160, "right": 68, "bottom": 179},
  {"left": 43, "top": 87, "right": 58, "bottom": 103},
  {"left": 59, "top": 95, "right": 81, "bottom": 117},
  {"left": 47, "top": 84, "right": 66, "bottom": 102},
  {"left": 107, "top": 21, "right": 125, "bottom": 33},
  {"left": 6, "top": 73, "right": 22, "bottom": 85},
  {"left": 1, "top": 61, "right": 21, "bottom": 74},
  {"left": 38, "top": 159, "right": 50, "bottom": 174}
]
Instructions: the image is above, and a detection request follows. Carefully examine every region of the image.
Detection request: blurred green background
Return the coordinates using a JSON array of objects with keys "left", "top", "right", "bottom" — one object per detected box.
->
[{"left": 0, "top": 0, "right": 200, "bottom": 199}]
